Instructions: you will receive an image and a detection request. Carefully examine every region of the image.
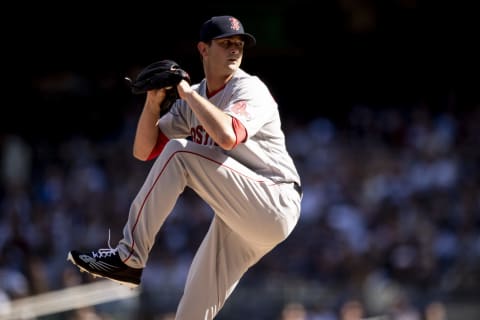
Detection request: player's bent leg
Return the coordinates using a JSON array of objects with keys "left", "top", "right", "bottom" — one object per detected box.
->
[
  {"left": 175, "top": 217, "right": 274, "bottom": 319},
  {"left": 169, "top": 139, "right": 300, "bottom": 247},
  {"left": 68, "top": 138, "right": 299, "bottom": 290},
  {"left": 163, "top": 139, "right": 301, "bottom": 247},
  {"left": 117, "top": 138, "right": 193, "bottom": 268}
]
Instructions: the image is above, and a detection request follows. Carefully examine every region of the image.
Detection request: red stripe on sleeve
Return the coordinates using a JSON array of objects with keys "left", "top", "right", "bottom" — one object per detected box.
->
[
  {"left": 147, "top": 129, "right": 170, "bottom": 161},
  {"left": 232, "top": 117, "right": 247, "bottom": 148}
]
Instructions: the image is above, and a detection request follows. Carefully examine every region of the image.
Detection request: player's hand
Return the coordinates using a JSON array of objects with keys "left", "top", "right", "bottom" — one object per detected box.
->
[
  {"left": 145, "top": 88, "right": 168, "bottom": 115},
  {"left": 176, "top": 79, "right": 193, "bottom": 100}
]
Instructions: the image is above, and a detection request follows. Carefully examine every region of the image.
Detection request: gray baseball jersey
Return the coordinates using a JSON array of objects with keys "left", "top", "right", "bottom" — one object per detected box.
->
[
  {"left": 161, "top": 68, "right": 300, "bottom": 186},
  {"left": 118, "top": 68, "right": 302, "bottom": 319}
]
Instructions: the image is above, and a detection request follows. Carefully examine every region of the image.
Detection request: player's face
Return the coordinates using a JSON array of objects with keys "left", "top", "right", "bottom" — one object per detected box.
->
[{"left": 210, "top": 36, "right": 244, "bottom": 73}]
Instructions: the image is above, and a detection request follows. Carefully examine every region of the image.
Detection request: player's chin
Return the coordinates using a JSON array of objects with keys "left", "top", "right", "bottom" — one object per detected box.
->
[{"left": 226, "top": 62, "right": 240, "bottom": 72}]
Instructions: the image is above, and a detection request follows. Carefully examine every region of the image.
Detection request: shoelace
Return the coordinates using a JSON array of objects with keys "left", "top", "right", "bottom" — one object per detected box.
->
[{"left": 92, "top": 229, "right": 118, "bottom": 258}]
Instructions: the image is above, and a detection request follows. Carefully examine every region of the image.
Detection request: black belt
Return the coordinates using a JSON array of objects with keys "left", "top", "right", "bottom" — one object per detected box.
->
[{"left": 293, "top": 182, "right": 303, "bottom": 196}]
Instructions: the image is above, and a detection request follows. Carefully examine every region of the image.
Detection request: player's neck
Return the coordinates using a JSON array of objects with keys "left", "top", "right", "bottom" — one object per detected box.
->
[
  {"left": 205, "top": 74, "right": 233, "bottom": 97},
  {"left": 206, "top": 83, "right": 226, "bottom": 98}
]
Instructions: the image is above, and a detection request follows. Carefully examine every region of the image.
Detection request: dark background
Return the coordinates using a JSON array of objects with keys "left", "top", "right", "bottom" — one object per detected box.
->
[{"left": 14, "top": 1, "right": 480, "bottom": 140}]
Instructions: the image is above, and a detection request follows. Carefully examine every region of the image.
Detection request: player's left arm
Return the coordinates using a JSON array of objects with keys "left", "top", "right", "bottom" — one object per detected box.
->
[{"left": 133, "top": 89, "right": 169, "bottom": 161}]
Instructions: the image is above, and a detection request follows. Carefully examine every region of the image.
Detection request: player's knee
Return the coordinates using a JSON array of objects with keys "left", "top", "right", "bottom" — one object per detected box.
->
[{"left": 163, "top": 138, "right": 189, "bottom": 154}]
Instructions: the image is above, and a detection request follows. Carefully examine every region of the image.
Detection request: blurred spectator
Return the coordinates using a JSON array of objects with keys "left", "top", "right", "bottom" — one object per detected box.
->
[
  {"left": 388, "top": 291, "right": 421, "bottom": 320},
  {"left": 339, "top": 299, "right": 364, "bottom": 320},
  {"left": 280, "top": 302, "right": 307, "bottom": 320},
  {"left": 1, "top": 134, "right": 32, "bottom": 189},
  {"left": 424, "top": 301, "right": 448, "bottom": 320},
  {"left": 0, "top": 288, "right": 10, "bottom": 317}
]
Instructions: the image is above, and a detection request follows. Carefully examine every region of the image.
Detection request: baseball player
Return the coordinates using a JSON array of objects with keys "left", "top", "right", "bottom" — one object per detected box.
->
[{"left": 67, "top": 15, "right": 302, "bottom": 319}]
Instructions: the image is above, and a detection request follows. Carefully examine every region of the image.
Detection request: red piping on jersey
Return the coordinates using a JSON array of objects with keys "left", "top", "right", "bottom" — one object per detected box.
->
[
  {"left": 123, "top": 149, "right": 271, "bottom": 263},
  {"left": 206, "top": 84, "right": 226, "bottom": 98}
]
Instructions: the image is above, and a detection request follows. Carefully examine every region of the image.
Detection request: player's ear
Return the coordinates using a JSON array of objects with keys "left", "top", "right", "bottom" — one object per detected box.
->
[{"left": 197, "top": 42, "right": 208, "bottom": 57}]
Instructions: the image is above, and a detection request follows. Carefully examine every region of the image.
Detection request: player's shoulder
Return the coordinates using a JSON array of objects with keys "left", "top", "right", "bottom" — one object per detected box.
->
[
  {"left": 234, "top": 68, "right": 258, "bottom": 80},
  {"left": 233, "top": 69, "right": 266, "bottom": 88},
  {"left": 232, "top": 69, "right": 277, "bottom": 105}
]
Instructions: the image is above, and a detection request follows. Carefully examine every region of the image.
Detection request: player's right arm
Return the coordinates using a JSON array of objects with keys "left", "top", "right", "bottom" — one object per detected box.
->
[
  {"left": 133, "top": 89, "right": 167, "bottom": 161},
  {"left": 177, "top": 80, "right": 240, "bottom": 150}
]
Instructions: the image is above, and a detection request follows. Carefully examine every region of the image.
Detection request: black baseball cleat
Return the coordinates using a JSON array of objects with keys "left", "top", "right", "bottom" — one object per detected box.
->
[{"left": 67, "top": 247, "right": 143, "bottom": 289}]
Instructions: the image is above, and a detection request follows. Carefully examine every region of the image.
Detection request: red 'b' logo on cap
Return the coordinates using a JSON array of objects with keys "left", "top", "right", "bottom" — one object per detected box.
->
[{"left": 229, "top": 17, "right": 240, "bottom": 31}]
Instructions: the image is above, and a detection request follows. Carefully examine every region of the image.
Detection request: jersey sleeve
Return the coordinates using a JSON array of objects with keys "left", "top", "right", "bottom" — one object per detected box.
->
[{"left": 224, "top": 76, "right": 277, "bottom": 140}]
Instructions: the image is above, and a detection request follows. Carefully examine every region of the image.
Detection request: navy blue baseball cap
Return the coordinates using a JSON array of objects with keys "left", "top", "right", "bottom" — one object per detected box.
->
[{"left": 199, "top": 16, "right": 256, "bottom": 47}]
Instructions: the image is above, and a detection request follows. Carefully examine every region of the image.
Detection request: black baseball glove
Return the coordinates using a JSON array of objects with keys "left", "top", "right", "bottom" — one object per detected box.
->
[{"left": 126, "top": 59, "right": 191, "bottom": 116}]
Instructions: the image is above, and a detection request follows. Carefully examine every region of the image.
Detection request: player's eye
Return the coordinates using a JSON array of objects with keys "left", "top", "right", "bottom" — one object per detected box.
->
[
  {"left": 218, "top": 39, "right": 244, "bottom": 49},
  {"left": 230, "top": 40, "right": 244, "bottom": 49},
  {"left": 235, "top": 41, "right": 245, "bottom": 49}
]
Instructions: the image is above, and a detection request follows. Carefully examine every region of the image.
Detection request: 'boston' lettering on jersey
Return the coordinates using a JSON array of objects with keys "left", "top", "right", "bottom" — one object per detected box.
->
[{"left": 190, "top": 125, "right": 214, "bottom": 145}]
